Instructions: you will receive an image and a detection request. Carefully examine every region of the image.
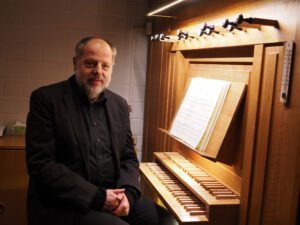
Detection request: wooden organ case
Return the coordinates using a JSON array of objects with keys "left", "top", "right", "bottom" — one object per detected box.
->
[{"left": 141, "top": 41, "right": 289, "bottom": 225}]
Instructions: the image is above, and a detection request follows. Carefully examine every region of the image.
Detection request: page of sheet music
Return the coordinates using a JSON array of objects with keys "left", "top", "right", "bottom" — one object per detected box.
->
[
  {"left": 170, "top": 77, "right": 230, "bottom": 149},
  {"left": 197, "top": 82, "right": 230, "bottom": 151}
]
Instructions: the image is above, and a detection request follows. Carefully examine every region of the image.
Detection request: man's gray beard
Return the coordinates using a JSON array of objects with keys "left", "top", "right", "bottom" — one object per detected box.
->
[
  {"left": 75, "top": 74, "right": 110, "bottom": 102},
  {"left": 84, "top": 85, "right": 105, "bottom": 102}
]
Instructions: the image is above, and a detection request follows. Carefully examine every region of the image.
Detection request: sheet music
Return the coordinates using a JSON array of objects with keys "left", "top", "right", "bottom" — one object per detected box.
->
[
  {"left": 170, "top": 77, "right": 230, "bottom": 149},
  {"left": 197, "top": 82, "right": 230, "bottom": 151}
]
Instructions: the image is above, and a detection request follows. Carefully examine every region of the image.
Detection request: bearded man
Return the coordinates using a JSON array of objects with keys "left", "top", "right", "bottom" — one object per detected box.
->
[{"left": 25, "top": 37, "right": 176, "bottom": 225}]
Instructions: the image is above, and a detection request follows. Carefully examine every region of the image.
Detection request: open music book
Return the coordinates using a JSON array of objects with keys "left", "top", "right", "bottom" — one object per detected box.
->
[{"left": 170, "top": 77, "right": 231, "bottom": 152}]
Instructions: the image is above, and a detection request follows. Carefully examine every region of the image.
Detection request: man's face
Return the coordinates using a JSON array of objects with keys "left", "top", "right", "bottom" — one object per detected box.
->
[{"left": 74, "top": 39, "right": 114, "bottom": 102}]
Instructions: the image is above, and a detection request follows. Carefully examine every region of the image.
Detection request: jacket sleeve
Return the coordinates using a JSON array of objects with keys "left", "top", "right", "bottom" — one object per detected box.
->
[{"left": 26, "top": 89, "right": 99, "bottom": 210}]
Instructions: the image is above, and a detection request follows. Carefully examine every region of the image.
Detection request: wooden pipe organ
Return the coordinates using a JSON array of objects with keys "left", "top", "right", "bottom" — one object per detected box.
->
[{"left": 141, "top": 7, "right": 296, "bottom": 225}]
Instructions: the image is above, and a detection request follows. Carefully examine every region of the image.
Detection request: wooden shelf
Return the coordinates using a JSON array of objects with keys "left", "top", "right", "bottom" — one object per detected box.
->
[{"left": 0, "top": 135, "right": 25, "bottom": 150}]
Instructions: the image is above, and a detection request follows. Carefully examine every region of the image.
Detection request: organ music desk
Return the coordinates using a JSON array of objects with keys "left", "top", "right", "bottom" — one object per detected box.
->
[{"left": 140, "top": 152, "right": 239, "bottom": 225}]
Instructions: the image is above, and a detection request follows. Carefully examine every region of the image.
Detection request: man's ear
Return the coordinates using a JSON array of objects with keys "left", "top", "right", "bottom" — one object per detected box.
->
[{"left": 73, "top": 57, "right": 77, "bottom": 71}]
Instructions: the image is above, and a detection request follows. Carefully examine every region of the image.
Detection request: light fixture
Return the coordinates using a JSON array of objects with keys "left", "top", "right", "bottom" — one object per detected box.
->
[{"left": 147, "top": 0, "right": 186, "bottom": 18}]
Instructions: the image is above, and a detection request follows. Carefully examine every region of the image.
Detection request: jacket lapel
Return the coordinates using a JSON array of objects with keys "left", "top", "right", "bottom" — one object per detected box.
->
[{"left": 62, "top": 78, "right": 90, "bottom": 173}]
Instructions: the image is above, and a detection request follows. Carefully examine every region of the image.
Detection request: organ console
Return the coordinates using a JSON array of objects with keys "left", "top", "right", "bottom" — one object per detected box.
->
[
  {"left": 143, "top": 2, "right": 299, "bottom": 225},
  {"left": 141, "top": 35, "right": 296, "bottom": 224},
  {"left": 140, "top": 152, "right": 239, "bottom": 225}
]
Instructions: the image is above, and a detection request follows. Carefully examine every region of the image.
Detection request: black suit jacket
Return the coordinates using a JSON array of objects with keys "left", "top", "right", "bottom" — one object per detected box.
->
[{"left": 25, "top": 76, "right": 140, "bottom": 225}]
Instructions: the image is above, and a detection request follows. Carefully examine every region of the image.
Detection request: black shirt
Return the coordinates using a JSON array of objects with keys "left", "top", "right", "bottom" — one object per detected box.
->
[
  {"left": 70, "top": 78, "right": 138, "bottom": 210},
  {"left": 71, "top": 78, "right": 116, "bottom": 187},
  {"left": 82, "top": 92, "right": 117, "bottom": 188}
]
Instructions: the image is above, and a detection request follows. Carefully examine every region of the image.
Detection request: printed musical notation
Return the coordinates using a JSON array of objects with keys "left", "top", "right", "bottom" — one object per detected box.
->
[{"left": 170, "top": 77, "right": 230, "bottom": 152}]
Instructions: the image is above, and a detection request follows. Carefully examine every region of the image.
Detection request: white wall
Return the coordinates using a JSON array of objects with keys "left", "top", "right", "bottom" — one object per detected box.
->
[{"left": 0, "top": 0, "right": 148, "bottom": 160}]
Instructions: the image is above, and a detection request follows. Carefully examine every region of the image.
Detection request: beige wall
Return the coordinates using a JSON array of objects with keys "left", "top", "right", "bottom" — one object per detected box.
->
[{"left": 0, "top": 0, "right": 148, "bottom": 159}]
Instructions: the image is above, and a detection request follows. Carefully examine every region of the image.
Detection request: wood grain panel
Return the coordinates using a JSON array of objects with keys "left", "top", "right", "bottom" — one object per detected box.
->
[
  {"left": 260, "top": 45, "right": 298, "bottom": 225},
  {"left": 239, "top": 44, "right": 264, "bottom": 225},
  {"left": 0, "top": 136, "right": 27, "bottom": 225},
  {"left": 247, "top": 46, "right": 279, "bottom": 225},
  {"left": 143, "top": 41, "right": 170, "bottom": 162}
]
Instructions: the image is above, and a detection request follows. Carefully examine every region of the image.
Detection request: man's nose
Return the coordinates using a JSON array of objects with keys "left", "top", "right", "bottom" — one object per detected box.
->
[{"left": 92, "top": 65, "right": 102, "bottom": 74}]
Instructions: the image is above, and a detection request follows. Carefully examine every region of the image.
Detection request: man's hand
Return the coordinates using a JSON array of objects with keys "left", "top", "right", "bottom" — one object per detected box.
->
[
  {"left": 103, "top": 189, "right": 125, "bottom": 212},
  {"left": 112, "top": 193, "right": 130, "bottom": 216}
]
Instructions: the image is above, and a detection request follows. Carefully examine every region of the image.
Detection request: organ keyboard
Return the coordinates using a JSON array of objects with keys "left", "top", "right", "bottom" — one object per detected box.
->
[{"left": 140, "top": 152, "right": 240, "bottom": 225}]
